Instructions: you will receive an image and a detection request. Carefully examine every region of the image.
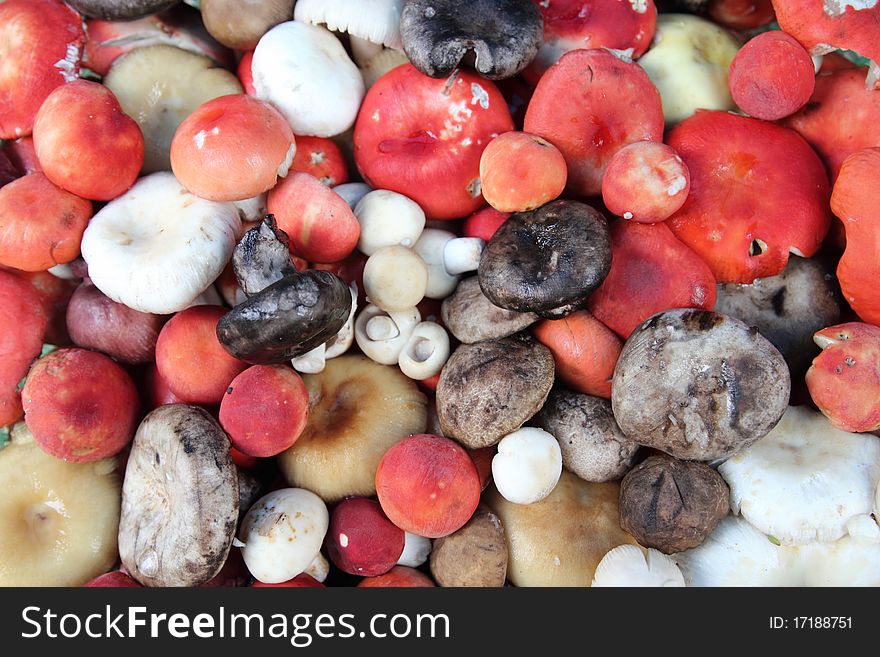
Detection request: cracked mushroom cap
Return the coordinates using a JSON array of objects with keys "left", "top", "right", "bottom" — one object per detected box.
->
[
  {"left": 611, "top": 309, "right": 791, "bottom": 461},
  {"left": 400, "top": 0, "right": 543, "bottom": 80},
  {"left": 718, "top": 405, "right": 880, "bottom": 546}
]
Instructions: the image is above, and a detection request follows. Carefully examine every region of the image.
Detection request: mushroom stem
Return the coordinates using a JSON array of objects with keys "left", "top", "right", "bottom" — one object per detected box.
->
[
  {"left": 443, "top": 237, "right": 484, "bottom": 275},
  {"left": 398, "top": 321, "right": 450, "bottom": 380},
  {"left": 324, "top": 283, "right": 358, "bottom": 359},
  {"left": 355, "top": 304, "right": 421, "bottom": 365},
  {"left": 366, "top": 316, "right": 400, "bottom": 341},
  {"left": 412, "top": 337, "right": 435, "bottom": 362},
  {"left": 305, "top": 552, "right": 329, "bottom": 583},
  {"left": 291, "top": 343, "right": 326, "bottom": 374}
]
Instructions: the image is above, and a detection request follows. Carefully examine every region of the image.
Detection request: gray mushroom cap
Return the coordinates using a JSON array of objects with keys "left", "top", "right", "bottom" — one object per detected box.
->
[
  {"left": 232, "top": 216, "right": 298, "bottom": 298},
  {"left": 66, "top": 0, "right": 180, "bottom": 20},
  {"left": 217, "top": 270, "right": 352, "bottom": 364},
  {"left": 611, "top": 309, "right": 791, "bottom": 461},
  {"left": 441, "top": 276, "right": 538, "bottom": 344},
  {"left": 533, "top": 388, "right": 639, "bottom": 483},
  {"left": 714, "top": 255, "right": 841, "bottom": 377},
  {"left": 478, "top": 200, "right": 611, "bottom": 317},
  {"left": 400, "top": 0, "right": 543, "bottom": 80}
]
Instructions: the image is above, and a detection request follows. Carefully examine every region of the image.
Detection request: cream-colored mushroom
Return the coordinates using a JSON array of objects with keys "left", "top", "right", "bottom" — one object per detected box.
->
[
  {"left": 354, "top": 189, "right": 426, "bottom": 255},
  {"left": 397, "top": 321, "right": 450, "bottom": 380},
  {"left": 592, "top": 545, "right": 686, "bottom": 587},
  {"left": 492, "top": 427, "right": 563, "bottom": 505},
  {"left": 354, "top": 303, "right": 421, "bottom": 365},
  {"left": 414, "top": 229, "right": 459, "bottom": 299},
  {"left": 363, "top": 245, "right": 428, "bottom": 311}
]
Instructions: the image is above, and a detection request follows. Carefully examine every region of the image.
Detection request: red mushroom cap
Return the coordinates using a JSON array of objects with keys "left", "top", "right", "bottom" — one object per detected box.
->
[
  {"left": 667, "top": 110, "right": 831, "bottom": 284},
  {"left": 523, "top": 48, "right": 664, "bottom": 197},
  {"left": 354, "top": 64, "right": 514, "bottom": 221},
  {"left": 587, "top": 220, "right": 717, "bottom": 339}
]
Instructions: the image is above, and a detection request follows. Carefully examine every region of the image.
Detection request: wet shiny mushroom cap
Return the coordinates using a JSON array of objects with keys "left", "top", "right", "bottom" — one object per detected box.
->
[
  {"left": 217, "top": 270, "right": 352, "bottom": 364},
  {"left": 400, "top": 0, "right": 543, "bottom": 80},
  {"left": 478, "top": 200, "right": 611, "bottom": 317},
  {"left": 611, "top": 309, "right": 790, "bottom": 461}
]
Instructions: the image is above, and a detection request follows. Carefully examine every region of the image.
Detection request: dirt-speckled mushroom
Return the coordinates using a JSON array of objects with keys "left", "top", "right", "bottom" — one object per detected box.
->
[
  {"left": 486, "top": 470, "right": 636, "bottom": 587},
  {"left": 619, "top": 454, "right": 729, "bottom": 554},
  {"left": 612, "top": 309, "right": 790, "bottom": 461},
  {"left": 533, "top": 388, "right": 639, "bottom": 483},
  {"left": 478, "top": 200, "right": 611, "bottom": 318},
  {"left": 441, "top": 276, "right": 538, "bottom": 344},
  {"left": 714, "top": 255, "right": 841, "bottom": 377},
  {"left": 399, "top": 0, "right": 543, "bottom": 80},
  {"left": 118, "top": 404, "right": 239, "bottom": 587},
  {"left": 436, "top": 334, "right": 554, "bottom": 449},
  {"left": 429, "top": 505, "right": 507, "bottom": 587},
  {"left": 217, "top": 270, "right": 352, "bottom": 364}
]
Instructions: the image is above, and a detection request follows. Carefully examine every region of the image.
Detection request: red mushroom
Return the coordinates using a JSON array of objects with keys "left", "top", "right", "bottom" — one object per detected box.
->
[
  {"left": 523, "top": 48, "right": 664, "bottom": 197},
  {"left": 587, "top": 219, "right": 717, "bottom": 339},
  {"left": 525, "top": 0, "right": 657, "bottom": 84},
  {"left": 353, "top": 64, "right": 514, "bottom": 221},
  {"left": 708, "top": 0, "right": 777, "bottom": 30},
  {"left": 806, "top": 322, "right": 880, "bottom": 433},
  {"left": 666, "top": 110, "right": 831, "bottom": 284},
  {"left": 728, "top": 30, "right": 816, "bottom": 121},
  {"left": 772, "top": 0, "right": 880, "bottom": 89},
  {"left": 830, "top": 147, "right": 880, "bottom": 326},
  {"left": 0, "top": 0, "right": 85, "bottom": 139},
  {"left": 785, "top": 68, "right": 880, "bottom": 183}
]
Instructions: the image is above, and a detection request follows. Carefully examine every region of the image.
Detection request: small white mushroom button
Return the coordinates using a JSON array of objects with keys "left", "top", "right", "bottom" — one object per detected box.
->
[
  {"left": 354, "top": 189, "right": 426, "bottom": 255},
  {"left": 414, "top": 229, "right": 459, "bottom": 299},
  {"left": 354, "top": 303, "right": 421, "bottom": 364},
  {"left": 397, "top": 321, "right": 450, "bottom": 380},
  {"left": 443, "top": 236, "right": 485, "bottom": 275},
  {"left": 397, "top": 532, "right": 432, "bottom": 568},
  {"left": 363, "top": 245, "right": 428, "bottom": 311},
  {"left": 491, "top": 427, "right": 563, "bottom": 505}
]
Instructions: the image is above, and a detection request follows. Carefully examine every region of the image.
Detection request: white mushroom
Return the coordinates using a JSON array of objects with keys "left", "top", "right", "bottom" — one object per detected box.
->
[
  {"left": 80, "top": 172, "right": 240, "bottom": 314},
  {"left": 491, "top": 427, "right": 563, "bottom": 505},
  {"left": 354, "top": 303, "right": 420, "bottom": 365},
  {"left": 363, "top": 245, "right": 428, "bottom": 311},
  {"left": 292, "top": 283, "right": 358, "bottom": 373},
  {"left": 294, "top": 0, "right": 404, "bottom": 50},
  {"left": 397, "top": 532, "right": 432, "bottom": 568},
  {"left": 414, "top": 229, "right": 460, "bottom": 299},
  {"left": 591, "top": 545, "right": 686, "bottom": 587},
  {"left": 252, "top": 21, "right": 365, "bottom": 137},
  {"left": 47, "top": 263, "right": 78, "bottom": 280},
  {"left": 397, "top": 321, "right": 450, "bottom": 380},
  {"left": 333, "top": 181, "right": 373, "bottom": 209},
  {"left": 443, "top": 237, "right": 485, "bottom": 275},
  {"left": 354, "top": 189, "right": 426, "bottom": 255},
  {"left": 796, "top": 537, "right": 880, "bottom": 586},
  {"left": 238, "top": 488, "right": 329, "bottom": 584},
  {"left": 232, "top": 193, "right": 269, "bottom": 223},
  {"left": 719, "top": 406, "right": 880, "bottom": 546},
  {"left": 305, "top": 552, "right": 330, "bottom": 583}
]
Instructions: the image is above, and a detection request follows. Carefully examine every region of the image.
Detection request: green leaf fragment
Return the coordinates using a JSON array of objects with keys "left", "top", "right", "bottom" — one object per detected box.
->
[
  {"left": 40, "top": 344, "right": 58, "bottom": 358},
  {"left": 836, "top": 50, "right": 871, "bottom": 68},
  {"left": 0, "top": 426, "right": 8, "bottom": 450},
  {"left": 767, "top": 535, "right": 781, "bottom": 546}
]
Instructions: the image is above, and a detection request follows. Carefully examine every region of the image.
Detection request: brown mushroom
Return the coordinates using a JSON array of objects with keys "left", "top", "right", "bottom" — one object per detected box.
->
[
  {"left": 429, "top": 505, "right": 508, "bottom": 587},
  {"left": 118, "top": 404, "right": 239, "bottom": 587},
  {"left": 619, "top": 454, "right": 729, "bottom": 554},
  {"left": 611, "top": 309, "right": 790, "bottom": 461},
  {"left": 440, "top": 276, "right": 538, "bottom": 344},
  {"left": 533, "top": 388, "right": 639, "bottom": 483},
  {"left": 436, "top": 334, "right": 554, "bottom": 449},
  {"left": 485, "top": 470, "right": 636, "bottom": 587},
  {"left": 201, "top": 0, "right": 295, "bottom": 51}
]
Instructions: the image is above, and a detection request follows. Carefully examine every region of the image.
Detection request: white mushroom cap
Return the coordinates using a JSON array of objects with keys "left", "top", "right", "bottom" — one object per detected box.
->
[
  {"left": 238, "top": 488, "right": 329, "bottom": 584},
  {"left": 492, "top": 428, "right": 563, "bottom": 505},
  {"left": 414, "top": 229, "right": 459, "bottom": 299},
  {"left": 796, "top": 537, "right": 880, "bottom": 586},
  {"left": 233, "top": 193, "right": 269, "bottom": 223},
  {"left": 674, "top": 516, "right": 793, "bottom": 586},
  {"left": 80, "top": 172, "right": 240, "bottom": 314},
  {"left": 444, "top": 237, "right": 485, "bottom": 275},
  {"left": 252, "top": 22, "right": 365, "bottom": 137},
  {"left": 354, "top": 189, "right": 426, "bottom": 256},
  {"left": 292, "top": 343, "right": 327, "bottom": 375},
  {"left": 294, "top": 0, "right": 404, "bottom": 50},
  {"left": 47, "top": 263, "right": 78, "bottom": 280},
  {"left": 719, "top": 406, "right": 880, "bottom": 546},
  {"left": 354, "top": 303, "right": 421, "bottom": 365},
  {"left": 592, "top": 545, "right": 686, "bottom": 587},
  {"left": 333, "top": 182, "right": 373, "bottom": 210},
  {"left": 292, "top": 283, "right": 358, "bottom": 373},
  {"left": 397, "top": 321, "right": 450, "bottom": 380},
  {"left": 397, "top": 532, "right": 432, "bottom": 568},
  {"left": 363, "top": 245, "right": 428, "bottom": 312}
]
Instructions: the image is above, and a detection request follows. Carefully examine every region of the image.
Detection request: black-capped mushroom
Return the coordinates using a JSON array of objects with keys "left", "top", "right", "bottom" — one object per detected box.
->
[
  {"left": 533, "top": 388, "right": 639, "bottom": 483},
  {"left": 714, "top": 255, "right": 841, "bottom": 377},
  {"left": 619, "top": 454, "right": 730, "bottom": 554},
  {"left": 399, "top": 0, "right": 543, "bottom": 80},
  {"left": 217, "top": 270, "right": 352, "bottom": 364},
  {"left": 232, "top": 215, "right": 298, "bottom": 298},
  {"left": 441, "top": 276, "right": 538, "bottom": 344},
  {"left": 436, "top": 333, "right": 554, "bottom": 449},
  {"left": 478, "top": 200, "right": 611, "bottom": 318},
  {"left": 66, "top": 0, "right": 180, "bottom": 20},
  {"left": 611, "top": 309, "right": 791, "bottom": 461}
]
